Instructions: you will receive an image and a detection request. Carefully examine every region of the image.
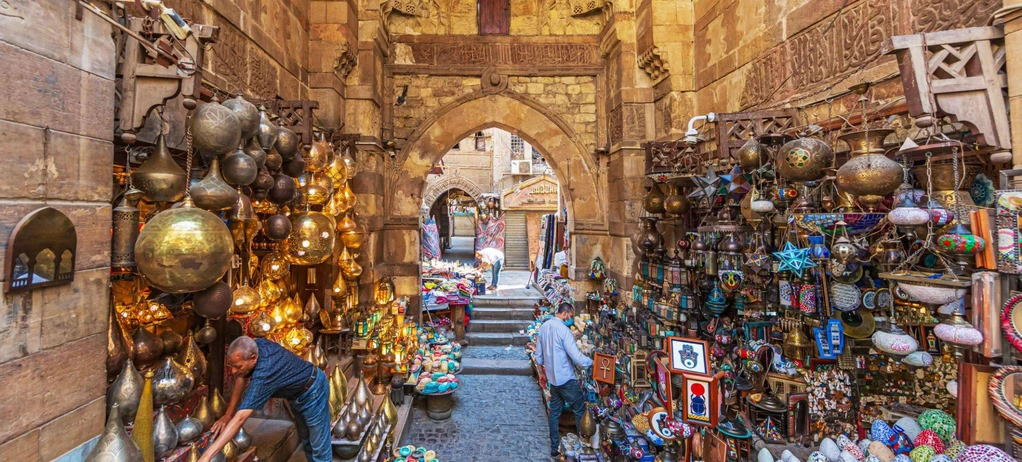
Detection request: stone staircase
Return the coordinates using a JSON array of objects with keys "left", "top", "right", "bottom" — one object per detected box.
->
[{"left": 461, "top": 293, "right": 542, "bottom": 376}]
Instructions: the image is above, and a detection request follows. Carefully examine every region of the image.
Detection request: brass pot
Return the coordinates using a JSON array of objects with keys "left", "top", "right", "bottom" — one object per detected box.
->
[
  {"left": 107, "top": 359, "right": 144, "bottom": 424},
  {"left": 177, "top": 335, "right": 208, "bottom": 386},
  {"left": 222, "top": 96, "right": 259, "bottom": 140},
  {"left": 836, "top": 129, "right": 902, "bottom": 202},
  {"left": 152, "top": 357, "right": 195, "bottom": 405},
  {"left": 85, "top": 403, "right": 142, "bottom": 462},
  {"left": 191, "top": 157, "right": 239, "bottom": 211},
  {"left": 381, "top": 388, "right": 399, "bottom": 427},
  {"left": 284, "top": 210, "right": 336, "bottom": 265},
  {"left": 911, "top": 161, "right": 981, "bottom": 191},
  {"left": 132, "top": 133, "right": 186, "bottom": 203},
  {"left": 737, "top": 137, "right": 769, "bottom": 171},
  {"left": 643, "top": 184, "right": 666, "bottom": 214},
  {"left": 233, "top": 427, "right": 253, "bottom": 453},
  {"left": 153, "top": 405, "right": 179, "bottom": 459},
  {"left": 221, "top": 148, "right": 259, "bottom": 186},
  {"left": 135, "top": 197, "right": 234, "bottom": 294},
  {"left": 190, "top": 100, "right": 242, "bottom": 157},
  {"left": 176, "top": 416, "right": 203, "bottom": 444},
  {"left": 132, "top": 326, "right": 164, "bottom": 366},
  {"left": 159, "top": 328, "right": 184, "bottom": 355},
  {"left": 776, "top": 137, "right": 834, "bottom": 182},
  {"left": 275, "top": 127, "right": 301, "bottom": 160},
  {"left": 663, "top": 183, "right": 691, "bottom": 217}
]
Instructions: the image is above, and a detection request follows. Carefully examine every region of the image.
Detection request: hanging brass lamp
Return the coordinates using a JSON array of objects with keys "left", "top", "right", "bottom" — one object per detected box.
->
[
  {"left": 131, "top": 133, "right": 187, "bottom": 203},
  {"left": 135, "top": 197, "right": 233, "bottom": 293}
]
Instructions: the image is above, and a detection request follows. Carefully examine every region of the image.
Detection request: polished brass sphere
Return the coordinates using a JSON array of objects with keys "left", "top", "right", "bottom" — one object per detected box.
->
[
  {"left": 243, "top": 137, "right": 267, "bottom": 170},
  {"left": 253, "top": 168, "right": 275, "bottom": 192},
  {"left": 221, "top": 149, "right": 258, "bottom": 186},
  {"left": 283, "top": 211, "right": 336, "bottom": 265},
  {"left": 265, "top": 152, "right": 283, "bottom": 171},
  {"left": 268, "top": 174, "right": 298, "bottom": 205},
  {"left": 264, "top": 214, "right": 292, "bottom": 240},
  {"left": 275, "top": 127, "right": 301, "bottom": 160},
  {"left": 776, "top": 137, "right": 833, "bottom": 182},
  {"left": 283, "top": 154, "right": 306, "bottom": 178},
  {"left": 135, "top": 198, "right": 234, "bottom": 294},
  {"left": 190, "top": 100, "right": 242, "bottom": 157},
  {"left": 836, "top": 129, "right": 902, "bottom": 201},
  {"left": 222, "top": 96, "right": 260, "bottom": 140}
]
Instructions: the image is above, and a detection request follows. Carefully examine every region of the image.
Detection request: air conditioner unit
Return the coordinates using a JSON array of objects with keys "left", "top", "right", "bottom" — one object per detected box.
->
[{"left": 511, "top": 160, "right": 533, "bottom": 175}]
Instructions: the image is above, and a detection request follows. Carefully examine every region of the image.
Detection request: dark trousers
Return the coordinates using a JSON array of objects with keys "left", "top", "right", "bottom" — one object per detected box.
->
[{"left": 548, "top": 379, "right": 585, "bottom": 453}]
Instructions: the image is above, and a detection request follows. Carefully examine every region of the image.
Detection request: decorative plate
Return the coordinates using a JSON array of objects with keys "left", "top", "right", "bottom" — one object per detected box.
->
[
  {"left": 988, "top": 366, "right": 1022, "bottom": 428},
  {"left": 862, "top": 289, "right": 877, "bottom": 310},
  {"left": 1001, "top": 293, "right": 1022, "bottom": 353},
  {"left": 970, "top": 173, "right": 996, "bottom": 208},
  {"left": 874, "top": 288, "right": 892, "bottom": 310},
  {"left": 831, "top": 283, "right": 862, "bottom": 312}
]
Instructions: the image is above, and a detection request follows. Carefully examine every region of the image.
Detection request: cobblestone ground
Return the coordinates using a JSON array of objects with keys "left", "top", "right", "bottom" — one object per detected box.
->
[
  {"left": 461, "top": 345, "right": 529, "bottom": 361},
  {"left": 400, "top": 374, "right": 552, "bottom": 461}
]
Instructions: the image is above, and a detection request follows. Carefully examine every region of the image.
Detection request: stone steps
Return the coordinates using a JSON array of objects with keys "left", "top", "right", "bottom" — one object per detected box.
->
[
  {"left": 465, "top": 332, "right": 530, "bottom": 346},
  {"left": 460, "top": 358, "right": 533, "bottom": 376},
  {"left": 467, "top": 319, "right": 532, "bottom": 333},
  {"left": 472, "top": 296, "right": 542, "bottom": 308},
  {"left": 471, "top": 307, "right": 535, "bottom": 321}
]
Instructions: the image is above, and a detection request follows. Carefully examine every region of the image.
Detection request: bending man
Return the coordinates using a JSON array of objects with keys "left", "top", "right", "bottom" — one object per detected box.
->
[{"left": 534, "top": 302, "right": 593, "bottom": 458}]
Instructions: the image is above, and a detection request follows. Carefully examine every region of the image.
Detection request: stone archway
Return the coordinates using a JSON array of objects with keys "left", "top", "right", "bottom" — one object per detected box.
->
[
  {"left": 422, "top": 175, "right": 486, "bottom": 209},
  {"left": 379, "top": 92, "right": 612, "bottom": 307}
]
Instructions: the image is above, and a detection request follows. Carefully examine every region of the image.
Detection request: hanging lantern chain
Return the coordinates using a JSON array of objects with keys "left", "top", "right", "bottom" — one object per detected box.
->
[{"left": 184, "top": 126, "right": 194, "bottom": 199}]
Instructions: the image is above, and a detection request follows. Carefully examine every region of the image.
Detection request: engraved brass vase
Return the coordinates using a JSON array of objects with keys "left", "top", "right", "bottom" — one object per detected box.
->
[
  {"left": 107, "top": 359, "right": 143, "bottom": 424},
  {"left": 222, "top": 148, "right": 258, "bottom": 186},
  {"left": 153, "top": 405, "right": 179, "bottom": 459},
  {"left": 275, "top": 127, "right": 301, "bottom": 160},
  {"left": 152, "top": 357, "right": 195, "bottom": 405},
  {"left": 210, "top": 388, "right": 228, "bottom": 418},
  {"left": 191, "top": 156, "right": 239, "bottom": 211},
  {"left": 737, "top": 137, "right": 770, "bottom": 171},
  {"left": 642, "top": 184, "right": 666, "bottom": 214},
  {"left": 256, "top": 105, "right": 279, "bottom": 151},
  {"left": 132, "top": 325, "right": 164, "bottom": 366},
  {"left": 84, "top": 404, "right": 142, "bottom": 462},
  {"left": 135, "top": 197, "right": 234, "bottom": 294},
  {"left": 191, "top": 395, "right": 215, "bottom": 431}
]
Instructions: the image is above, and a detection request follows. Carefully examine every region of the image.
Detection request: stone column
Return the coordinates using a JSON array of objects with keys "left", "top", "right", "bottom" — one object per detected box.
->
[{"left": 0, "top": 1, "right": 116, "bottom": 458}]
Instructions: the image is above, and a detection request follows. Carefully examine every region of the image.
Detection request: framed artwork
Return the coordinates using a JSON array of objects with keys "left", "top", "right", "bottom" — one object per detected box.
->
[
  {"left": 648, "top": 407, "right": 677, "bottom": 441},
  {"left": 654, "top": 358, "right": 673, "bottom": 415},
  {"left": 667, "top": 337, "right": 710, "bottom": 376},
  {"left": 593, "top": 353, "right": 617, "bottom": 385},
  {"left": 681, "top": 373, "right": 718, "bottom": 427},
  {"left": 632, "top": 350, "right": 651, "bottom": 388}
]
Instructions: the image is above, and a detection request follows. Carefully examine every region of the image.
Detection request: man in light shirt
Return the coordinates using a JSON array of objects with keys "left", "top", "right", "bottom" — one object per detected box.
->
[
  {"left": 534, "top": 302, "right": 593, "bottom": 458},
  {"left": 475, "top": 247, "right": 505, "bottom": 290}
]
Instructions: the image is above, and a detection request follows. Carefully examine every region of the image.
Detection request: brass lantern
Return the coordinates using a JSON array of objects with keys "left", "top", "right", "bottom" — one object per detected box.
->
[
  {"left": 374, "top": 278, "right": 395, "bottom": 306},
  {"left": 776, "top": 137, "right": 834, "bottom": 183},
  {"left": 836, "top": 129, "right": 902, "bottom": 210},
  {"left": 283, "top": 208, "right": 336, "bottom": 265}
]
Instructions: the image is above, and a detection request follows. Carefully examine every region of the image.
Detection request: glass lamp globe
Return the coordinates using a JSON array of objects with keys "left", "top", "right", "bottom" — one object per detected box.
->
[
  {"left": 872, "top": 320, "right": 918, "bottom": 357},
  {"left": 230, "top": 284, "right": 261, "bottom": 314},
  {"left": 888, "top": 184, "right": 929, "bottom": 227},
  {"left": 934, "top": 300, "right": 983, "bottom": 356}
]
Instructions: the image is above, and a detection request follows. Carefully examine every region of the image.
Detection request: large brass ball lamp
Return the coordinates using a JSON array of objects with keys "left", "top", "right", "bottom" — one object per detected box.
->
[
  {"left": 283, "top": 209, "right": 336, "bottom": 265},
  {"left": 189, "top": 99, "right": 242, "bottom": 157},
  {"left": 835, "top": 129, "right": 902, "bottom": 209},
  {"left": 135, "top": 197, "right": 233, "bottom": 293}
]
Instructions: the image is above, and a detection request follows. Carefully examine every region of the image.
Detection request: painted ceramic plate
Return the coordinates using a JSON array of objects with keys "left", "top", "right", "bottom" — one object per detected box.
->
[
  {"left": 862, "top": 289, "right": 877, "bottom": 310},
  {"left": 1001, "top": 293, "right": 1022, "bottom": 353},
  {"left": 874, "top": 288, "right": 892, "bottom": 310},
  {"left": 970, "top": 173, "right": 996, "bottom": 208}
]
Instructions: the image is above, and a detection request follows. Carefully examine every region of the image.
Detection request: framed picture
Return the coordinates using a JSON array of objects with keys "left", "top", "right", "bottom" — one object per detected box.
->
[
  {"left": 680, "top": 373, "right": 718, "bottom": 427},
  {"left": 593, "top": 353, "right": 617, "bottom": 385},
  {"left": 632, "top": 350, "right": 651, "bottom": 388},
  {"left": 667, "top": 337, "right": 710, "bottom": 376},
  {"left": 654, "top": 358, "right": 673, "bottom": 415}
]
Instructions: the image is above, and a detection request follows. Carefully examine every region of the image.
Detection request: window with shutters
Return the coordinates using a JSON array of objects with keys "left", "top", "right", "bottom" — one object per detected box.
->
[
  {"left": 478, "top": 0, "right": 509, "bottom": 35},
  {"left": 510, "top": 135, "right": 525, "bottom": 160}
]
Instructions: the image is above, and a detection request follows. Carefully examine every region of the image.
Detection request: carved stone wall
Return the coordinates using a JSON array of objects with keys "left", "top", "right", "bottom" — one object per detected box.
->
[
  {"left": 691, "top": 0, "right": 1002, "bottom": 116},
  {"left": 140, "top": 0, "right": 312, "bottom": 100},
  {"left": 384, "top": 0, "right": 603, "bottom": 36}
]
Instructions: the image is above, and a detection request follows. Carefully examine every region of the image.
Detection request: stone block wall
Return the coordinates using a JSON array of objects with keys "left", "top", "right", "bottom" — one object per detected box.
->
[
  {"left": 0, "top": 1, "right": 116, "bottom": 458},
  {"left": 385, "top": 0, "right": 603, "bottom": 35}
]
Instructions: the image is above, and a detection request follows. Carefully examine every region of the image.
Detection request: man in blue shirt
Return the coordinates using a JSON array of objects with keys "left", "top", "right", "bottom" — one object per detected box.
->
[
  {"left": 535, "top": 302, "right": 594, "bottom": 457},
  {"left": 200, "top": 336, "right": 331, "bottom": 462}
]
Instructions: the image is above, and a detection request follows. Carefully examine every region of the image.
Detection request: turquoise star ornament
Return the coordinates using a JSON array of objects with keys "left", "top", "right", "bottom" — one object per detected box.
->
[{"left": 772, "top": 242, "right": 817, "bottom": 277}]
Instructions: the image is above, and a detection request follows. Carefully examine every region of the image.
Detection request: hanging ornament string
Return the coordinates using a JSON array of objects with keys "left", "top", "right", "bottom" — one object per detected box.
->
[{"left": 184, "top": 125, "right": 194, "bottom": 199}]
